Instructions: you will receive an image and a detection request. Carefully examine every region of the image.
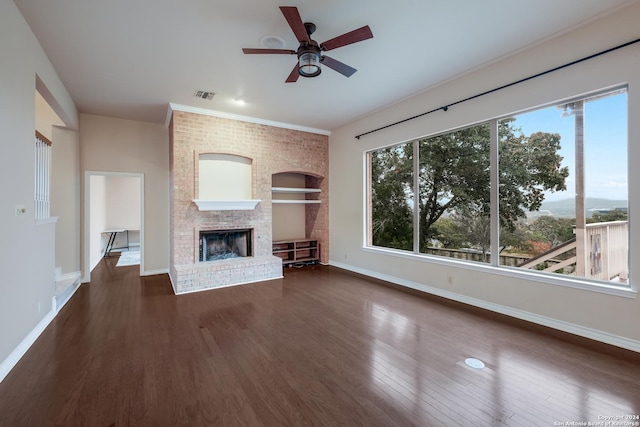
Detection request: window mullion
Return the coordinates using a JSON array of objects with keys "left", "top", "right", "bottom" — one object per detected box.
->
[
  {"left": 490, "top": 120, "right": 499, "bottom": 266},
  {"left": 413, "top": 140, "right": 420, "bottom": 253}
]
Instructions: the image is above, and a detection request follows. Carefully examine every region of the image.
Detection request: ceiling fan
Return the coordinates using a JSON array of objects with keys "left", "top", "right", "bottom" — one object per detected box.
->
[{"left": 242, "top": 6, "right": 373, "bottom": 83}]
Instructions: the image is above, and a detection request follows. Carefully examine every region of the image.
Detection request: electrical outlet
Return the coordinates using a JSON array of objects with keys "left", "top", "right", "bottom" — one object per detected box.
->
[{"left": 15, "top": 205, "right": 26, "bottom": 216}]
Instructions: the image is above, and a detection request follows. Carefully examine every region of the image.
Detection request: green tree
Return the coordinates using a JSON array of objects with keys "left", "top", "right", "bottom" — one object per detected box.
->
[
  {"left": 370, "top": 144, "right": 413, "bottom": 251},
  {"left": 371, "top": 120, "right": 569, "bottom": 253},
  {"left": 587, "top": 210, "right": 628, "bottom": 223},
  {"left": 432, "top": 217, "right": 467, "bottom": 249},
  {"left": 529, "top": 216, "right": 575, "bottom": 247},
  {"left": 418, "top": 120, "right": 568, "bottom": 247}
]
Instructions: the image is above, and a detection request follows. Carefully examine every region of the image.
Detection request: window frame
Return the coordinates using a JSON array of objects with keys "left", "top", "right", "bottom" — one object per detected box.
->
[{"left": 364, "top": 85, "right": 635, "bottom": 297}]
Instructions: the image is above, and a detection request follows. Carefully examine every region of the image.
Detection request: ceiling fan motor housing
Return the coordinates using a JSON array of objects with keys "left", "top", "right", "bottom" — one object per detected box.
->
[{"left": 297, "top": 39, "right": 322, "bottom": 77}]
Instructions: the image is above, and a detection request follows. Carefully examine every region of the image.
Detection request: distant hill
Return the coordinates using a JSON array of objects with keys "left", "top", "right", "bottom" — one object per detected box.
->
[{"left": 528, "top": 198, "right": 628, "bottom": 218}]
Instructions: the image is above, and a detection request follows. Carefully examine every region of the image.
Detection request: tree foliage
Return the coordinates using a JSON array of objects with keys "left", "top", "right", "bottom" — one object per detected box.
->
[
  {"left": 370, "top": 145, "right": 413, "bottom": 251},
  {"left": 587, "top": 210, "right": 628, "bottom": 223},
  {"left": 529, "top": 216, "right": 575, "bottom": 247},
  {"left": 370, "top": 120, "right": 569, "bottom": 251}
]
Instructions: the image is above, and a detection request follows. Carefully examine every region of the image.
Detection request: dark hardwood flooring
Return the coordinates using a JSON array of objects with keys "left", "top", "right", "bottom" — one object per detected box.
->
[{"left": 1, "top": 257, "right": 639, "bottom": 426}]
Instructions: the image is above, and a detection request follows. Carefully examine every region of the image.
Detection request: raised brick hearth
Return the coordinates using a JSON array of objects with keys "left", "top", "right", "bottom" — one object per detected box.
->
[{"left": 168, "top": 109, "right": 329, "bottom": 293}]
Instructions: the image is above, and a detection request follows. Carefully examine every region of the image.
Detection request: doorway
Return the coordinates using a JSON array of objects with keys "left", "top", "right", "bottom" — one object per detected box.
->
[{"left": 83, "top": 171, "right": 144, "bottom": 282}]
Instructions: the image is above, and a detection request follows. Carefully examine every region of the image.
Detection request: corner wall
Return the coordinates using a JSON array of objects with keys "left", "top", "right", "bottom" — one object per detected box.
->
[
  {"left": 80, "top": 114, "right": 169, "bottom": 276},
  {"left": 0, "top": 0, "right": 78, "bottom": 376},
  {"left": 329, "top": 3, "right": 640, "bottom": 349}
]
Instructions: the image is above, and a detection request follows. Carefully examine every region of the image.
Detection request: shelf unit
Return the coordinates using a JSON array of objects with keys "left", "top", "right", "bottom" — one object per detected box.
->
[
  {"left": 272, "top": 239, "right": 319, "bottom": 265},
  {"left": 271, "top": 187, "right": 321, "bottom": 204}
]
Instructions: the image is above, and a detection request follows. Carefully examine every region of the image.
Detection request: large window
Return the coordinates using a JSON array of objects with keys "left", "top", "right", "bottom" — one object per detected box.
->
[{"left": 368, "top": 87, "right": 629, "bottom": 286}]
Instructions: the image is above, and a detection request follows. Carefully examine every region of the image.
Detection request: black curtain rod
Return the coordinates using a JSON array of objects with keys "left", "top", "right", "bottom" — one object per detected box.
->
[{"left": 355, "top": 37, "right": 640, "bottom": 140}]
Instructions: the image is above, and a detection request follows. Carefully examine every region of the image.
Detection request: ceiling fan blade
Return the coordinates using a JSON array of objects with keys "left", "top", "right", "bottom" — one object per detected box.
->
[
  {"left": 320, "top": 25, "right": 373, "bottom": 51},
  {"left": 321, "top": 55, "right": 357, "bottom": 77},
  {"left": 285, "top": 63, "right": 300, "bottom": 83},
  {"left": 279, "top": 6, "right": 310, "bottom": 44},
  {"left": 242, "top": 48, "right": 296, "bottom": 55}
]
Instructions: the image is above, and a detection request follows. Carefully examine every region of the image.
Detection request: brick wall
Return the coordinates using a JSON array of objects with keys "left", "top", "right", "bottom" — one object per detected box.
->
[{"left": 169, "top": 110, "right": 329, "bottom": 293}]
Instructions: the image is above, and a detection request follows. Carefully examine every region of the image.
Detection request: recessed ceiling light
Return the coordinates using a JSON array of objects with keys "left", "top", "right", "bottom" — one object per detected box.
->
[
  {"left": 260, "top": 35, "right": 285, "bottom": 49},
  {"left": 234, "top": 98, "right": 246, "bottom": 106}
]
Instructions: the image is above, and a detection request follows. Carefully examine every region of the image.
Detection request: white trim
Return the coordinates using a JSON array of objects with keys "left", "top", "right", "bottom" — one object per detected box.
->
[
  {"left": 35, "top": 216, "right": 58, "bottom": 226},
  {"left": 167, "top": 103, "right": 331, "bottom": 136},
  {"left": 193, "top": 199, "right": 260, "bottom": 211},
  {"left": 168, "top": 271, "right": 177, "bottom": 294},
  {"left": 329, "top": 260, "right": 640, "bottom": 353},
  {"left": 57, "top": 271, "right": 81, "bottom": 282},
  {"left": 55, "top": 277, "right": 81, "bottom": 312},
  {"left": 84, "top": 171, "right": 145, "bottom": 282},
  {"left": 173, "top": 275, "right": 284, "bottom": 295},
  {"left": 0, "top": 300, "right": 56, "bottom": 383},
  {"left": 142, "top": 268, "right": 169, "bottom": 277},
  {"left": 362, "top": 246, "right": 636, "bottom": 298}
]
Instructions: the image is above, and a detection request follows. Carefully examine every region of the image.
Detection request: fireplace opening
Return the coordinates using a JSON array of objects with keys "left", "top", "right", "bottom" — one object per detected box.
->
[{"left": 199, "top": 229, "right": 253, "bottom": 261}]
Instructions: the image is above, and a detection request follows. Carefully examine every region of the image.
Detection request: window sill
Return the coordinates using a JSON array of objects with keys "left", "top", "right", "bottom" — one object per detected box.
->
[
  {"left": 363, "top": 246, "right": 637, "bottom": 299},
  {"left": 35, "top": 217, "right": 58, "bottom": 226}
]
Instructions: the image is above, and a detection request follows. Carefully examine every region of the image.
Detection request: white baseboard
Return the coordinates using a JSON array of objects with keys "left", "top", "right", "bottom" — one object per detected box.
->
[
  {"left": 142, "top": 268, "right": 169, "bottom": 277},
  {"left": 57, "top": 271, "right": 81, "bottom": 283},
  {"left": 329, "top": 260, "right": 640, "bottom": 353},
  {"left": 55, "top": 276, "right": 82, "bottom": 312},
  {"left": 0, "top": 301, "right": 56, "bottom": 384},
  {"left": 168, "top": 271, "right": 177, "bottom": 295}
]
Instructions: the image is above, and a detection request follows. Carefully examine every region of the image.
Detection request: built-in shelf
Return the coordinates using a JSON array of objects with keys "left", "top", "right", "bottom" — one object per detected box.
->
[
  {"left": 271, "top": 187, "right": 321, "bottom": 193},
  {"left": 273, "top": 239, "right": 319, "bottom": 265},
  {"left": 193, "top": 199, "right": 261, "bottom": 211},
  {"left": 271, "top": 186, "right": 321, "bottom": 204},
  {"left": 272, "top": 200, "right": 321, "bottom": 204}
]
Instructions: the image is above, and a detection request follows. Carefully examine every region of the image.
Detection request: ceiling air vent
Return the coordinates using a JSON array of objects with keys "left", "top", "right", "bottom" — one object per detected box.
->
[{"left": 194, "top": 90, "right": 216, "bottom": 100}]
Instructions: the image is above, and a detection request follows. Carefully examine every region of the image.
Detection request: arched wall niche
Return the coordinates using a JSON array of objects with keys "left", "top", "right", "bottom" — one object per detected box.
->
[
  {"left": 197, "top": 153, "right": 253, "bottom": 200},
  {"left": 271, "top": 171, "right": 325, "bottom": 243}
]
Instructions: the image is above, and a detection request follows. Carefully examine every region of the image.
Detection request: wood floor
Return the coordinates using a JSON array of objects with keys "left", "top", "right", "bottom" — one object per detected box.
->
[{"left": 1, "top": 257, "right": 639, "bottom": 426}]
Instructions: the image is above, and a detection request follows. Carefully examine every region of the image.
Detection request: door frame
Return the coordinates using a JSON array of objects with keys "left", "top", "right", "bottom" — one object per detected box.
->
[{"left": 83, "top": 171, "right": 144, "bottom": 282}]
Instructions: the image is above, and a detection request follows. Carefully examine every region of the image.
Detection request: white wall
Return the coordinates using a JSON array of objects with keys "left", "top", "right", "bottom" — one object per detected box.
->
[
  {"left": 0, "top": 0, "right": 78, "bottom": 372},
  {"left": 198, "top": 154, "right": 252, "bottom": 200},
  {"left": 51, "top": 126, "right": 81, "bottom": 276},
  {"left": 105, "top": 176, "right": 141, "bottom": 248},
  {"left": 80, "top": 114, "right": 169, "bottom": 274},
  {"left": 89, "top": 175, "right": 107, "bottom": 272},
  {"left": 329, "top": 3, "right": 640, "bottom": 349}
]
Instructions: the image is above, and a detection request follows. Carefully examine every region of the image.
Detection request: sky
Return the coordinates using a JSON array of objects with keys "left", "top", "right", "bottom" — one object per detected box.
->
[{"left": 505, "top": 90, "right": 628, "bottom": 203}]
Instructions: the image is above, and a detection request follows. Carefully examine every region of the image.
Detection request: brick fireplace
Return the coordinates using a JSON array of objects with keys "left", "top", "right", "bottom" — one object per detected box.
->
[{"left": 168, "top": 107, "right": 329, "bottom": 294}]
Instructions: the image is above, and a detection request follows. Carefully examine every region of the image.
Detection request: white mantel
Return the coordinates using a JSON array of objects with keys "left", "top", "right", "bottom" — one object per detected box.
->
[{"left": 193, "top": 199, "right": 260, "bottom": 211}]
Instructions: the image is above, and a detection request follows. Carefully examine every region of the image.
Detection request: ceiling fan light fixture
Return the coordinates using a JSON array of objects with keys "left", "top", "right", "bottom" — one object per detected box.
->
[{"left": 298, "top": 51, "right": 321, "bottom": 77}]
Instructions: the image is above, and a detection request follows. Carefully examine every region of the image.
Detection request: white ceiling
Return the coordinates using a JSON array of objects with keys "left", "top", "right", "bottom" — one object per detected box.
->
[{"left": 15, "top": 0, "right": 635, "bottom": 131}]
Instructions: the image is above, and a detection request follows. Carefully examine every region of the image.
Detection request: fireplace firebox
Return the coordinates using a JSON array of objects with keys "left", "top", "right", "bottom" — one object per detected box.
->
[{"left": 199, "top": 229, "right": 252, "bottom": 262}]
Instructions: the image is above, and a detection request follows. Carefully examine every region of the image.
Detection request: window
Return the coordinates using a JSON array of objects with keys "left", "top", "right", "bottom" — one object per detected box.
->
[
  {"left": 369, "top": 142, "right": 413, "bottom": 251},
  {"left": 499, "top": 89, "right": 628, "bottom": 282},
  {"left": 367, "top": 87, "right": 629, "bottom": 286},
  {"left": 418, "top": 124, "right": 491, "bottom": 262}
]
